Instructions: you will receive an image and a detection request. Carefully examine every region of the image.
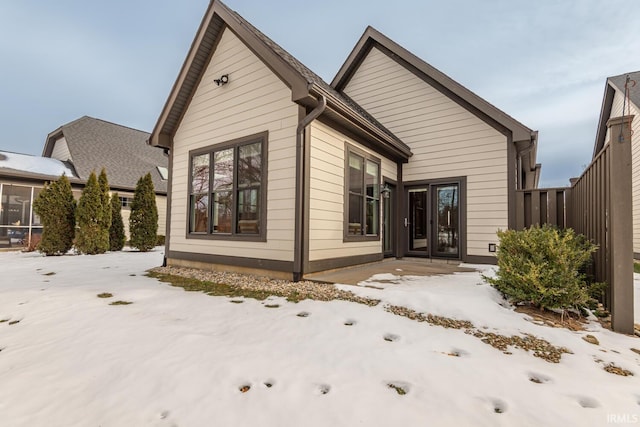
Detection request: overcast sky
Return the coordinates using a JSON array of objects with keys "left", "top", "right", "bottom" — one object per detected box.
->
[{"left": 0, "top": 0, "right": 638, "bottom": 187}]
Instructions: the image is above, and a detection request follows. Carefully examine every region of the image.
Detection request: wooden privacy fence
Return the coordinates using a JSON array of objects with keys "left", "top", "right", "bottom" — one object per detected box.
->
[
  {"left": 515, "top": 187, "right": 570, "bottom": 230},
  {"left": 514, "top": 115, "right": 634, "bottom": 334}
]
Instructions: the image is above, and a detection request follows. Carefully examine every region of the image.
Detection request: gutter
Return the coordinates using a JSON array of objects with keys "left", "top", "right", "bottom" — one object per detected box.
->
[{"left": 293, "top": 95, "right": 327, "bottom": 281}]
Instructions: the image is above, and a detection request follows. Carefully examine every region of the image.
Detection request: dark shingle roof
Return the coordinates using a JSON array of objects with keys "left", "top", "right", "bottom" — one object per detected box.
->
[
  {"left": 223, "top": 5, "right": 407, "bottom": 153},
  {"left": 47, "top": 116, "right": 167, "bottom": 193},
  {"left": 609, "top": 71, "right": 640, "bottom": 111}
]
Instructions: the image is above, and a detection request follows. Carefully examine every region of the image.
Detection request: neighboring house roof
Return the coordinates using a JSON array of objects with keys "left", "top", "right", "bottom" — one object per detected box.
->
[
  {"left": 593, "top": 71, "right": 640, "bottom": 158},
  {"left": 149, "top": 0, "right": 412, "bottom": 161},
  {"left": 0, "top": 150, "right": 76, "bottom": 178},
  {"left": 43, "top": 116, "right": 168, "bottom": 193},
  {"left": 331, "top": 26, "right": 540, "bottom": 182}
]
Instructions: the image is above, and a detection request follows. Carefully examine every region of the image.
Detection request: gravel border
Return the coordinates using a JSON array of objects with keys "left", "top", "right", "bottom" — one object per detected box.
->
[{"left": 149, "top": 266, "right": 380, "bottom": 306}]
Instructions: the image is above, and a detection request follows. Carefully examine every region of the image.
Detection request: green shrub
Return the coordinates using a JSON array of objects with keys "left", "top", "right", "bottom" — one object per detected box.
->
[
  {"left": 156, "top": 235, "right": 165, "bottom": 246},
  {"left": 75, "top": 172, "right": 109, "bottom": 254},
  {"left": 484, "top": 225, "right": 603, "bottom": 311},
  {"left": 33, "top": 174, "right": 76, "bottom": 255},
  {"left": 129, "top": 173, "right": 158, "bottom": 252},
  {"left": 98, "top": 168, "right": 112, "bottom": 232},
  {"left": 109, "top": 192, "right": 126, "bottom": 251}
]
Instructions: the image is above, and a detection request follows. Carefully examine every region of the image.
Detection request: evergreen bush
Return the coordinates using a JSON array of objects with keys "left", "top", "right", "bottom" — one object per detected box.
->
[
  {"left": 98, "top": 168, "right": 112, "bottom": 233},
  {"left": 109, "top": 192, "right": 126, "bottom": 251},
  {"left": 33, "top": 174, "right": 76, "bottom": 255},
  {"left": 76, "top": 172, "right": 110, "bottom": 254},
  {"left": 129, "top": 173, "right": 158, "bottom": 252},
  {"left": 484, "top": 224, "right": 604, "bottom": 311}
]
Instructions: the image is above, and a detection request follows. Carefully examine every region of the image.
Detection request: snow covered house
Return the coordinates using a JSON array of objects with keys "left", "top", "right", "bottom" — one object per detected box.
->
[
  {"left": 0, "top": 117, "right": 168, "bottom": 248},
  {"left": 592, "top": 71, "right": 639, "bottom": 258},
  {"left": 150, "top": 0, "right": 540, "bottom": 280}
]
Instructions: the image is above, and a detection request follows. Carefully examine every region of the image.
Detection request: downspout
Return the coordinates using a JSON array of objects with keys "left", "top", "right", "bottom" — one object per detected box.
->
[
  {"left": 293, "top": 95, "right": 327, "bottom": 281},
  {"left": 516, "top": 131, "right": 538, "bottom": 189}
]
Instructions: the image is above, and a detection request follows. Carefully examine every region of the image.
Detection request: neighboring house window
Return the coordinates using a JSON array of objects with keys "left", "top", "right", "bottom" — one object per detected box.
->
[
  {"left": 188, "top": 132, "right": 267, "bottom": 240},
  {"left": 345, "top": 146, "right": 380, "bottom": 240},
  {"left": 119, "top": 197, "right": 133, "bottom": 209}
]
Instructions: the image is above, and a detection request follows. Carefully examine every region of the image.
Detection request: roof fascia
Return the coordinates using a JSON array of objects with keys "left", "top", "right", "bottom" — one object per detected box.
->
[
  {"left": 149, "top": 0, "right": 310, "bottom": 149},
  {"left": 42, "top": 127, "right": 64, "bottom": 157},
  {"left": 593, "top": 81, "right": 617, "bottom": 158},
  {"left": 331, "top": 26, "right": 533, "bottom": 143}
]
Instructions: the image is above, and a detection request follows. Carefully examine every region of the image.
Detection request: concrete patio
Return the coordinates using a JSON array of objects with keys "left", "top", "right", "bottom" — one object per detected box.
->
[{"left": 304, "top": 258, "right": 478, "bottom": 285}]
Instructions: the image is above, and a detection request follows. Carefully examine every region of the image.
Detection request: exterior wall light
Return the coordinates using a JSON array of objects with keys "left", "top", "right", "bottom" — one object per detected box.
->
[
  {"left": 381, "top": 183, "right": 391, "bottom": 199},
  {"left": 214, "top": 74, "right": 229, "bottom": 86}
]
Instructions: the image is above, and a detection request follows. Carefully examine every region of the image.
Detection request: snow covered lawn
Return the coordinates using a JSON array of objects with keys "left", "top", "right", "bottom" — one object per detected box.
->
[{"left": 1, "top": 250, "right": 639, "bottom": 426}]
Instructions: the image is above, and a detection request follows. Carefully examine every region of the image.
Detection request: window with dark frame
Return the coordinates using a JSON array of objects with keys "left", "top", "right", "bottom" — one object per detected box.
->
[
  {"left": 346, "top": 148, "right": 380, "bottom": 238},
  {"left": 188, "top": 134, "right": 265, "bottom": 238}
]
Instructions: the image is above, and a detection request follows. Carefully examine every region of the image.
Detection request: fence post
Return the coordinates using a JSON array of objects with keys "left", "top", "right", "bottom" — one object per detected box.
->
[{"left": 607, "top": 115, "right": 635, "bottom": 334}]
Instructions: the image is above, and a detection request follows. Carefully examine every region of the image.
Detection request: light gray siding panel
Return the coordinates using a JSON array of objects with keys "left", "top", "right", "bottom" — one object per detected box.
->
[
  {"left": 170, "top": 28, "right": 298, "bottom": 261},
  {"left": 344, "top": 46, "right": 509, "bottom": 257},
  {"left": 307, "top": 121, "right": 396, "bottom": 262}
]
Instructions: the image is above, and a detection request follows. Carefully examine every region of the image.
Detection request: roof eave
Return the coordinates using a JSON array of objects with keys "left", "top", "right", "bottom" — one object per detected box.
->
[{"left": 310, "top": 85, "right": 412, "bottom": 161}]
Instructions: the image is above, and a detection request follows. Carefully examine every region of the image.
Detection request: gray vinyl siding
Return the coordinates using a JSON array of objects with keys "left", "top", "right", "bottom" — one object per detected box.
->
[
  {"left": 170, "top": 28, "right": 298, "bottom": 261},
  {"left": 51, "top": 137, "right": 72, "bottom": 162},
  {"left": 343, "top": 46, "right": 508, "bottom": 257},
  {"left": 308, "top": 120, "right": 396, "bottom": 261},
  {"left": 606, "top": 90, "right": 640, "bottom": 254}
]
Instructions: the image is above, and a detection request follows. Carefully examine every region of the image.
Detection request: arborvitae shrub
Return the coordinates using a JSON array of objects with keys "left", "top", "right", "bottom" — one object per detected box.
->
[
  {"left": 109, "top": 192, "right": 126, "bottom": 251},
  {"left": 129, "top": 173, "right": 158, "bottom": 252},
  {"left": 484, "top": 224, "right": 604, "bottom": 311},
  {"left": 33, "top": 174, "right": 76, "bottom": 255},
  {"left": 98, "top": 168, "right": 112, "bottom": 233},
  {"left": 75, "top": 172, "right": 109, "bottom": 254}
]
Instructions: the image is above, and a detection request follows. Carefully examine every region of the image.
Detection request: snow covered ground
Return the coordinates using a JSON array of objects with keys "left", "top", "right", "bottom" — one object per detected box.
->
[{"left": 1, "top": 249, "right": 639, "bottom": 427}]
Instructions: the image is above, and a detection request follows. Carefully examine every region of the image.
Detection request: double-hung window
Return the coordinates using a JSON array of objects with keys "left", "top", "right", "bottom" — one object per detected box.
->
[
  {"left": 188, "top": 133, "right": 267, "bottom": 240},
  {"left": 346, "top": 146, "right": 380, "bottom": 240}
]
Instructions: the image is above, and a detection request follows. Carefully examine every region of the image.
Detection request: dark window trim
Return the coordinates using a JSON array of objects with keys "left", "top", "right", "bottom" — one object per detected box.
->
[
  {"left": 186, "top": 131, "right": 268, "bottom": 242},
  {"left": 343, "top": 143, "right": 381, "bottom": 242}
]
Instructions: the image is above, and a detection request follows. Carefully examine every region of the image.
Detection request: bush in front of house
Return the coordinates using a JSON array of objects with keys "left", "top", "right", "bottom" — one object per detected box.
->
[
  {"left": 109, "top": 192, "right": 126, "bottom": 251},
  {"left": 75, "top": 172, "right": 110, "bottom": 254},
  {"left": 33, "top": 174, "right": 76, "bottom": 255},
  {"left": 129, "top": 173, "right": 158, "bottom": 252},
  {"left": 484, "top": 224, "right": 603, "bottom": 312}
]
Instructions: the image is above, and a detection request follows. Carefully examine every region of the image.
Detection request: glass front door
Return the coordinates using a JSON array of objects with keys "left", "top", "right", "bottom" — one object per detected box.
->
[
  {"left": 432, "top": 184, "right": 459, "bottom": 257},
  {"left": 406, "top": 183, "right": 460, "bottom": 258},
  {"left": 408, "top": 188, "right": 428, "bottom": 254}
]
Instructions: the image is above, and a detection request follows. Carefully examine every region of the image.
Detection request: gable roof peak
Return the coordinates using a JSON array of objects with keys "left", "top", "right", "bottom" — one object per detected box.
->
[
  {"left": 149, "top": 0, "right": 411, "bottom": 160},
  {"left": 331, "top": 25, "right": 535, "bottom": 143}
]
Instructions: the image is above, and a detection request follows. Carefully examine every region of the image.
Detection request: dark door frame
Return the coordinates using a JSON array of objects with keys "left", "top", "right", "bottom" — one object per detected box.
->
[
  {"left": 382, "top": 179, "right": 397, "bottom": 257},
  {"left": 402, "top": 176, "right": 467, "bottom": 260}
]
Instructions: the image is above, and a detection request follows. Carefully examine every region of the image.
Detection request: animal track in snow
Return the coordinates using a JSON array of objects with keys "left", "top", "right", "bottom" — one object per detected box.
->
[
  {"left": 383, "top": 333, "right": 399, "bottom": 342},
  {"left": 316, "top": 384, "right": 331, "bottom": 395},
  {"left": 528, "top": 372, "right": 552, "bottom": 384},
  {"left": 344, "top": 319, "right": 356, "bottom": 326},
  {"left": 577, "top": 396, "right": 600, "bottom": 408},
  {"left": 263, "top": 379, "right": 275, "bottom": 388},
  {"left": 296, "top": 312, "right": 310, "bottom": 318},
  {"left": 492, "top": 399, "right": 507, "bottom": 414},
  {"left": 386, "top": 381, "right": 410, "bottom": 395},
  {"left": 239, "top": 384, "right": 251, "bottom": 393}
]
